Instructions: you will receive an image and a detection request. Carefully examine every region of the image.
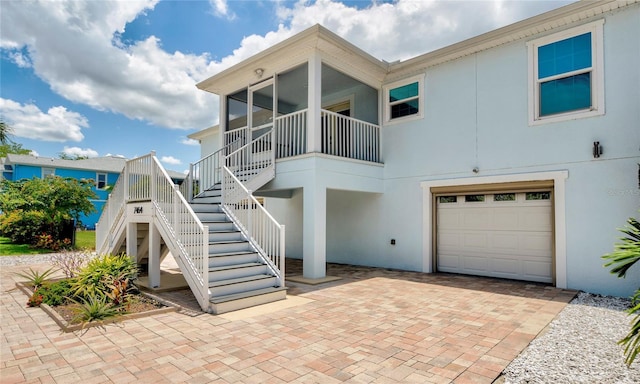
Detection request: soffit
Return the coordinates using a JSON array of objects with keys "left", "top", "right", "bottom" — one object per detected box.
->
[{"left": 196, "top": 25, "right": 388, "bottom": 95}]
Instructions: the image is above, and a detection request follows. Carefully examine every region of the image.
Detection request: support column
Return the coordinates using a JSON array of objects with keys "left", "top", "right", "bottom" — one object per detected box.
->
[
  {"left": 307, "top": 53, "right": 322, "bottom": 153},
  {"left": 126, "top": 223, "right": 137, "bottom": 263},
  {"left": 302, "top": 181, "right": 326, "bottom": 279},
  {"left": 148, "top": 222, "right": 161, "bottom": 289}
]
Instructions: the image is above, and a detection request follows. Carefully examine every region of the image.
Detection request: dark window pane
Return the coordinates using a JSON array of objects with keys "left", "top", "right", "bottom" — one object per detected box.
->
[
  {"left": 538, "top": 32, "right": 591, "bottom": 79},
  {"left": 494, "top": 193, "right": 515, "bottom": 201},
  {"left": 526, "top": 192, "right": 550, "bottom": 200},
  {"left": 391, "top": 99, "right": 419, "bottom": 118},
  {"left": 540, "top": 72, "right": 591, "bottom": 116},
  {"left": 465, "top": 195, "right": 485, "bottom": 202},
  {"left": 389, "top": 82, "right": 418, "bottom": 102},
  {"left": 439, "top": 196, "right": 457, "bottom": 203}
]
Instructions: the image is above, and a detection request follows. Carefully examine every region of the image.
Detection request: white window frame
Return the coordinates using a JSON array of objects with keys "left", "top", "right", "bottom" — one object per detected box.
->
[
  {"left": 527, "top": 19, "right": 605, "bottom": 126},
  {"left": 96, "top": 172, "right": 108, "bottom": 190},
  {"left": 42, "top": 168, "right": 55, "bottom": 178},
  {"left": 383, "top": 74, "right": 425, "bottom": 125}
]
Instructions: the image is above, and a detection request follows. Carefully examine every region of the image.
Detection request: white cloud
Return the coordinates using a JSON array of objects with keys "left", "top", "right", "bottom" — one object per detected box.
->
[
  {"left": 209, "top": 0, "right": 235, "bottom": 20},
  {"left": 29, "top": 150, "right": 39, "bottom": 157},
  {"left": 0, "top": 0, "right": 217, "bottom": 130},
  {"left": 62, "top": 146, "right": 99, "bottom": 158},
  {"left": 161, "top": 155, "right": 182, "bottom": 165},
  {"left": 0, "top": 0, "right": 572, "bottom": 136},
  {"left": 180, "top": 138, "right": 200, "bottom": 146},
  {"left": 105, "top": 153, "right": 127, "bottom": 158},
  {"left": 0, "top": 98, "right": 88, "bottom": 142}
]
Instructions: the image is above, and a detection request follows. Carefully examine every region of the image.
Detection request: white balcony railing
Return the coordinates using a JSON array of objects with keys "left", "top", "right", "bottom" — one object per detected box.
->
[
  {"left": 275, "top": 109, "right": 308, "bottom": 158},
  {"left": 321, "top": 110, "right": 380, "bottom": 163}
]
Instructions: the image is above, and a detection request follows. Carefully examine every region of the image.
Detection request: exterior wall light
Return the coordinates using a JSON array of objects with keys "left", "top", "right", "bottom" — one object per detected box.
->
[
  {"left": 254, "top": 68, "right": 264, "bottom": 78},
  {"left": 593, "top": 141, "right": 603, "bottom": 158}
]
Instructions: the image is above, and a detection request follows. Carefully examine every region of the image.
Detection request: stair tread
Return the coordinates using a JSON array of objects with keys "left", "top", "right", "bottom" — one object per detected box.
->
[
  {"left": 209, "top": 262, "right": 265, "bottom": 272},
  {"left": 210, "top": 286, "right": 287, "bottom": 304},
  {"left": 209, "top": 250, "right": 257, "bottom": 257},
  {"left": 210, "top": 239, "right": 248, "bottom": 245},
  {"left": 209, "top": 274, "right": 275, "bottom": 288}
]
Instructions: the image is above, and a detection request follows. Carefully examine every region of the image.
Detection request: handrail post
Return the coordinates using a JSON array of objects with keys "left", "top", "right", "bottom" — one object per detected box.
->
[
  {"left": 150, "top": 151, "right": 157, "bottom": 201},
  {"left": 202, "top": 226, "right": 209, "bottom": 308},
  {"left": 247, "top": 189, "right": 253, "bottom": 237},
  {"left": 280, "top": 225, "right": 286, "bottom": 287},
  {"left": 188, "top": 163, "right": 194, "bottom": 201}
]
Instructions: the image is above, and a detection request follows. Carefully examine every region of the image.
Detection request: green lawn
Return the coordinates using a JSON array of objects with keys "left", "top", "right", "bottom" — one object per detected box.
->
[
  {"left": 0, "top": 237, "right": 51, "bottom": 256},
  {"left": 0, "top": 230, "right": 95, "bottom": 256},
  {"left": 75, "top": 230, "right": 95, "bottom": 250}
]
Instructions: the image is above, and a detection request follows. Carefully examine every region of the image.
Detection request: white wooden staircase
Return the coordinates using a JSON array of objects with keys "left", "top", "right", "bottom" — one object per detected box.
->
[{"left": 96, "top": 130, "right": 286, "bottom": 314}]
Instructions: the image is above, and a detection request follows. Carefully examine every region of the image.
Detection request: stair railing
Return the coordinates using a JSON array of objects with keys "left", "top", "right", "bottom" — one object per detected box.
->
[
  {"left": 222, "top": 130, "right": 285, "bottom": 287},
  {"left": 181, "top": 137, "right": 245, "bottom": 202},
  {"left": 145, "top": 155, "right": 211, "bottom": 311},
  {"left": 95, "top": 173, "right": 125, "bottom": 254}
]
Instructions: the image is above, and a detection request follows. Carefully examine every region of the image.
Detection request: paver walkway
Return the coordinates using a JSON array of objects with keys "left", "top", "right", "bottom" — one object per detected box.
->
[{"left": 1, "top": 259, "right": 576, "bottom": 383}]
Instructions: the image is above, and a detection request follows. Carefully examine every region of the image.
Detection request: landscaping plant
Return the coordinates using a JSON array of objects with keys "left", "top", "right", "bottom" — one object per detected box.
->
[
  {"left": 51, "top": 250, "right": 91, "bottom": 278},
  {"left": 14, "top": 267, "right": 58, "bottom": 289},
  {"left": 70, "top": 295, "right": 122, "bottom": 326},
  {"left": 36, "top": 279, "right": 75, "bottom": 307},
  {"left": 71, "top": 254, "right": 138, "bottom": 302},
  {"left": 602, "top": 216, "right": 640, "bottom": 366}
]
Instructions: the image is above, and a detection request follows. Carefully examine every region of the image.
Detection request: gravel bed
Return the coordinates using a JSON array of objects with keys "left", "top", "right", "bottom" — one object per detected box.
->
[
  {"left": 0, "top": 254, "right": 58, "bottom": 266},
  {"left": 503, "top": 292, "right": 639, "bottom": 383}
]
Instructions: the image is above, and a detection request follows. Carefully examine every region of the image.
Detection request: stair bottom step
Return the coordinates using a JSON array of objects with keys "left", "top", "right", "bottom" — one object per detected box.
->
[{"left": 209, "top": 287, "right": 287, "bottom": 315}]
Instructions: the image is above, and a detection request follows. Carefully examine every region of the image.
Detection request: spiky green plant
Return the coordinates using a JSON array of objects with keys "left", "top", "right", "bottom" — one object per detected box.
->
[
  {"left": 14, "top": 267, "right": 58, "bottom": 289},
  {"left": 603, "top": 216, "right": 640, "bottom": 366},
  {"left": 70, "top": 294, "right": 122, "bottom": 326}
]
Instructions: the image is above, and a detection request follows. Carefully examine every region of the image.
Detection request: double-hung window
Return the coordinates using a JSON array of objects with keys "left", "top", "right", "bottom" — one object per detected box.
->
[
  {"left": 383, "top": 75, "right": 424, "bottom": 124},
  {"left": 528, "top": 20, "right": 604, "bottom": 125},
  {"left": 96, "top": 173, "right": 107, "bottom": 190}
]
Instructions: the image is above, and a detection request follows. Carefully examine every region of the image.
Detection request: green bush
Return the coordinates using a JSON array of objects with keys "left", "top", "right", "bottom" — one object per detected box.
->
[
  {"left": 37, "top": 279, "right": 75, "bottom": 307},
  {"left": 71, "top": 254, "right": 138, "bottom": 300},
  {"left": 603, "top": 216, "right": 640, "bottom": 366},
  {"left": 0, "top": 210, "right": 48, "bottom": 244}
]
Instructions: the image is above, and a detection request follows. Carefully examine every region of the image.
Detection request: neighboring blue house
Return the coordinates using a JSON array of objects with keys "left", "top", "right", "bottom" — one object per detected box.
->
[{"left": 1, "top": 154, "right": 184, "bottom": 229}]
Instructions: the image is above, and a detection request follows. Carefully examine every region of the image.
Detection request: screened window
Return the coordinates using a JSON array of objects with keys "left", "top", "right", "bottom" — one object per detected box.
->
[
  {"left": 96, "top": 173, "right": 107, "bottom": 190},
  {"left": 383, "top": 75, "right": 424, "bottom": 123},
  {"left": 528, "top": 20, "right": 604, "bottom": 125}
]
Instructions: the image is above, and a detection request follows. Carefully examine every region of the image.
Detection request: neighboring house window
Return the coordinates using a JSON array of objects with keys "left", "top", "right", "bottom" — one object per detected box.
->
[
  {"left": 528, "top": 20, "right": 604, "bottom": 125},
  {"left": 383, "top": 75, "right": 424, "bottom": 124},
  {"left": 42, "top": 168, "right": 55, "bottom": 178},
  {"left": 96, "top": 173, "right": 107, "bottom": 190}
]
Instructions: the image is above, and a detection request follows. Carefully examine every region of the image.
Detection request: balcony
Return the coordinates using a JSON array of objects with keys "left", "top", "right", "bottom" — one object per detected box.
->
[{"left": 224, "top": 109, "right": 381, "bottom": 164}]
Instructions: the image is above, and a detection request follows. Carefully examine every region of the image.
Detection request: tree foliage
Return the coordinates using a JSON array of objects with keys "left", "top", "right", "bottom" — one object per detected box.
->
[
  {"left": 603, "top": 216, "right": 640, "bottom": 366},
  {"left": 0, "top": 176, "right": 97, "bottom": 244}
]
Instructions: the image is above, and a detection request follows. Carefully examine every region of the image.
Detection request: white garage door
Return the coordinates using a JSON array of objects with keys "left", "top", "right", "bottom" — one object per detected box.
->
[{"left": 437, "top": 191, "right": 553, "bottom": 283}]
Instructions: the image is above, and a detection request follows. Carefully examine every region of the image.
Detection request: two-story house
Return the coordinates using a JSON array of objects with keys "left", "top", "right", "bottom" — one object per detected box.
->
[{"left": 98, "top": 0, "right": 639, "bottom": 314}]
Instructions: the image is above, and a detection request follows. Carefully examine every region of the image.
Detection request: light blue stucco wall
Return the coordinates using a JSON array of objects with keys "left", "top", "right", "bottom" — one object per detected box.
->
[{"left": 203, "top": 5, "right": 640, "bottom": 297}]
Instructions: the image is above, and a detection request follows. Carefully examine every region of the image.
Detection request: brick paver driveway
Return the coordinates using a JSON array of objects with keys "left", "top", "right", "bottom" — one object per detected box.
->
[{"left": 1, "top": 259, "right": 576, "bottom": 383}]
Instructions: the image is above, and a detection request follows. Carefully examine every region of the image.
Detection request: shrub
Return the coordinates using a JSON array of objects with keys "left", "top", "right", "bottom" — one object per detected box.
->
[
  {"left": 27, "top": 292, "right": 43, "bottom": 307},
  {"left": 0, "top": 210, "right": 48, "bottom": 244},
  {"left": 35, "top": 233, "right": 72, "bottom": 252},
  {"left": 51, "top": 250, "right": 90, "bottom": 278},
  {"left": 71, "top": 254, "right": 138, "bottom": 300},
  {"left": 37, "top": 279, "right": 75, "bottom": 307}
]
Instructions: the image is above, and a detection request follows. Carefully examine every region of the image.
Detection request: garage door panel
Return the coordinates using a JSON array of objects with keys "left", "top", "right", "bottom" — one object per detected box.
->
[{"left": 437, "top": 191, "right": 553, "bottom": 283}]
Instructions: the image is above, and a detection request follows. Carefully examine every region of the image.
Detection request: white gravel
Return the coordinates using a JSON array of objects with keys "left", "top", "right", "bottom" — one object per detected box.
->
[
  {"left": 503, "top": 292, "right": 640, "bottom": 383},
  {"left": 0, "top": 254, "right": 58, "bottom": 266}
]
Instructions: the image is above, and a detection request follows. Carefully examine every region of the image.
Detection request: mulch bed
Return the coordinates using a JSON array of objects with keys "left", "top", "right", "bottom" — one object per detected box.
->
[{"left": 16, "top": 283, "right": 179, "bottom": 332}]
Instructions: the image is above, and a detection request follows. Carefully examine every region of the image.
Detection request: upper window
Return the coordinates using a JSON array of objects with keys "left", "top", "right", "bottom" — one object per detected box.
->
[
  {"left": 96, "top": 173, "right": 107, "bottom": 190},
  {"left": 528, "top": 20, "right": 604, "bottom": 125},
  {"left": 383, "top": 75, "right": 424, "bottom": 124},
  {"left": 42, "top": 168, "right": 55, "bottom": 178}
]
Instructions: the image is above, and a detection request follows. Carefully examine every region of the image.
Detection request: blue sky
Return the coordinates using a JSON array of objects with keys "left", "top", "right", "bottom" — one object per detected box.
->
[{"left": 0, "top": 0, "right": 572, "bottom": 173}]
